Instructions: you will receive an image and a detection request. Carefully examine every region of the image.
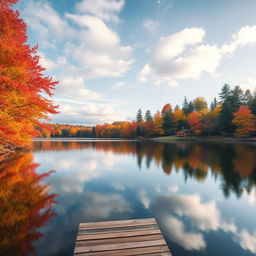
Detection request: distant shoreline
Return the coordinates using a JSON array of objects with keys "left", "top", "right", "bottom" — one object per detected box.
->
[{"left": 149, "top": 136, "right": 256, "bottom": 143}]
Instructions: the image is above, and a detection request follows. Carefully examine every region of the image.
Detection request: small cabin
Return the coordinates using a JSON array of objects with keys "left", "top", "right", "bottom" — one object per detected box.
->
[{"left": 176, "top": 129, "right": 192, "bottom": 137}]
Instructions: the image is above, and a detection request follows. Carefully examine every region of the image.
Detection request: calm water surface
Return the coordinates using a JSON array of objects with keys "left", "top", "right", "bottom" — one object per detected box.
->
[{"left": 1, "top": 139, "right": 256, "bottom": 256}]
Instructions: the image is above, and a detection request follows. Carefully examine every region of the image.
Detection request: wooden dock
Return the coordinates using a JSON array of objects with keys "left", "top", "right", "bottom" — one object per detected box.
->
[{"left": 74, "top": 218, "right": 172, "bottom": 255}]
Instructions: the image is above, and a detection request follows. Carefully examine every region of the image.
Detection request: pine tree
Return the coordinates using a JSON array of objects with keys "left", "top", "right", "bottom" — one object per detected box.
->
[
  {"left": 161, "top": 104, "right": 173, "bottom": 135},
  {"left": 136, "top": 109, "right": 143, "bottom": 123},
  {"left": 182, "top": 97, "right": 189, "bottom": 116},
  {"left": 174, "top": 105, "right": 180, "bottom": 111},
  {"left": 243, "top": 89, "right": 253, "bottom": 105},
  {"left": 219, "top": 84, "right": 243, "bottom": 134},
  {"left": 210, "top": 97, "right": 218, "bottom": 110},
  {"left": 219, "top": 83, "right": 232, "bottom": 103},
  {"left": 188, "top": 101, "right": 195, "bottom": 114},
  {"left": 249, "top": 92, "right": 256, "bottom": 115},
  {"left": 144, "top": 110, "right": 153, "bottom": 122}
]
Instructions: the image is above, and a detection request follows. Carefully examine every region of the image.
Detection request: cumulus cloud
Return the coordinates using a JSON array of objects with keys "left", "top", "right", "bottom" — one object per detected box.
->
[
  {"left": 138, "top": 64, "right": 152, "bottom": 82},
  {"left": 52, "top": 98, "right": 123, "bottom": 125},
  {"left": 56, "top": 76, "right": 102, "bottom": 101},
  {"left": 153, "top": 194, "right": 220, "bottom": 250},
  {"left": 21, "top": 0, "right": 133, "bottom": 124},
  {"left": 139, "top": 26, "right": 256, "bottom": 84},
  {"left": 236, "top": 230, "right": 256, "bottom": 254},
  {"left": 162, "top": 215, "right": 206, "bottom": 250},
  {"left": 65, "top": 13, "right": 133, "bottom": 79},
  {"left": 22, "top": 1, "right": 75, "bottom": 48},
  {"left": 75, "top": 0, "right": 125, "bottom": 23}
]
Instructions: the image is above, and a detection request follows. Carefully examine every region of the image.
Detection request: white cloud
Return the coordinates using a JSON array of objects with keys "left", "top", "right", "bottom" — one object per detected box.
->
[
  {"left": 23, "top": 0, "right": 133, "bottom": 80},
  {"left": 236, "top": 230, "right": 256, "bottom": 254},
  {"left": 75, "top": 0, "right": 125, "bottom": 23},
  {"left": 154, "top": 194, "right": 220, "bottom": 251},
  {"left": 138, "top": 190, "right": 151, "bottom": 209},
  {"left": 65, "top": 13, "right": 133, "bottom": 79},
  {"left": 83, "top": 192, "right": 132, "bottom": 218},
  {"left": 232, "top": 25, "right": 256, "bottom": 47},
  {"left": 113, "top": 81, "right": 126, "bottom": 88},
  {"left": 152, "top": 28, "right": 205, "bottom": 66},
  {"left": 23, "top": 1, "right": 75, "bottom": 48},
  {"left": 143, "top": 18, "right": 158, "bottom": 33},
  {"left": 240, "top": 76, "right": 256, "bottom": 92},
  {"left": 162, "top": 215, "right": 206, "bottom": 250},
  {"left": 52, "top": 98, "right": 123, "bottom": 125},
  {"left": 21, "top": 0, "right": 133, "bottom": 125},
  {"left": 138, "top": 64, "right": 152, "bottom": 82},
  {"left": 55, "top": 76, "right": 102, "bottom": 101},
  {"left": 139, "top": 25, "right": 256, "bottom": 84}
]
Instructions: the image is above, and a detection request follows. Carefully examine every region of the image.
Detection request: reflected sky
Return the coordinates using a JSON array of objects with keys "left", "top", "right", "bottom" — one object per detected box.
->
[{"left": 2, "top": 140, "right": 256, "bottom": 256}]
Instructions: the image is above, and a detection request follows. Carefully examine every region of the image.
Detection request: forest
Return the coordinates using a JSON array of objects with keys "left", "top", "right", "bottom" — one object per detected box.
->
[{"left": 40, "top": 84, "right": 256, "bottom": 139}]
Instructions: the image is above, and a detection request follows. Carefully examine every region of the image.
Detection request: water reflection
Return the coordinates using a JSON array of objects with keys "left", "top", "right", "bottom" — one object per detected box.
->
[
  {"left": 0, "top": 153, "right": 57, "bottom": 256},
  {"left": 2, "top": 140, "right": 256, "bottom": 256},
  {"left": 33, "top": 140, "right": 256, "bottom": 198}
]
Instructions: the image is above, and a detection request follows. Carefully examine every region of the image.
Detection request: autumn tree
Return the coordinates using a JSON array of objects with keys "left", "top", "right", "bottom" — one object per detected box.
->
[
  {"left": 153, "top": 111, "right": 164, "bottom": 135},
  {"left": 0, "top": 152, "right": 57, "bottom": 255},
  {"left": 187, "top": 112, "right": 203, "bottom": 135},
  {"left": 193, "top": 97, "right": 208, "bottom": 112},
  {"left": 0, "top": 0, "right": 58, "bottom": 148},
  {"left": 232, "top": 105, "right": 256, "bottom": 137}
]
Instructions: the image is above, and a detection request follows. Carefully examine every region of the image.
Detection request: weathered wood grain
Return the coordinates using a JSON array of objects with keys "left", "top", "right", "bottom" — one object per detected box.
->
[{"left": 74, "top": 218, "right": 172, "bottom": 255}]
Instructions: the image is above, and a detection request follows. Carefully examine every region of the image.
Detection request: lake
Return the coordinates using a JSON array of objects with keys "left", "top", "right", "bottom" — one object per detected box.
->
[{"left": 1, "top": 139, "right": 256, "bottom": 256}]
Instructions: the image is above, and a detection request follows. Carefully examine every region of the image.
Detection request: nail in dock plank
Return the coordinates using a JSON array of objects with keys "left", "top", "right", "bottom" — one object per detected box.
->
[{"left": 74, "top": 218, "right": 172, "bottom": 255}]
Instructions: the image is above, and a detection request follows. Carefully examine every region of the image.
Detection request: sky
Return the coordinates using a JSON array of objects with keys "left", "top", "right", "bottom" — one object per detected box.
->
[{"left": 16, "top": 0, "right": 256, "bottom": 125}]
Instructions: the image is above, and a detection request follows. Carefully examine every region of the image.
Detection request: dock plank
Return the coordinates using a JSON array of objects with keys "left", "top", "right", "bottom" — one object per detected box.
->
[{"left": 74, "top": 218, "right": 172, "bottom": 255}]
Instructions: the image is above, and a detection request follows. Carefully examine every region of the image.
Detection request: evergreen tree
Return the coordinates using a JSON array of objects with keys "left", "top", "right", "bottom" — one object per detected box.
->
[
  {"left": 92, "top": 127, "right": 96, "bottom": 137},
  {"left": 188, "top": 101, "right": 195, "bottom": 114},
  {"left": 219, "top": 83, "right": 232, "bottom": 103},
  {"left": 210, "top": 97, "right": 218, "bottom": 110},
  {"left": 174, "top": 105, "right": 180, "bottom": 111},
  {"left": 219, "top": 84, "right": 243, "bottom": 134},
  {"left": 161, "top": 104, "right": 173, "bottom": 135},
  {"left": 162, "top": 111, "right": 173, "bottom": 135},
  {"left": 144, "top": 110, "right": 153, "bottom": 122},
  {"left": 230, "top": 86, "right": 244, "bottom": 109},
  {"left": 182, "top": 97, "right": 189, "bottom": 116},
  {"left": 136, "top": 109, "right": 143, "bottom": 123},
  {"left": 243, "top": 89, "right": 253, "bottom": 105},
  {"left": 249, "top": 92, "right": 256, "bottom": 115}
]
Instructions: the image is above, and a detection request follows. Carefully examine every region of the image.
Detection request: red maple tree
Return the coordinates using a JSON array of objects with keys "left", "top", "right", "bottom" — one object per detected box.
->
[{"left": 0, "top": 0, "right": 58, "bottom": 148}]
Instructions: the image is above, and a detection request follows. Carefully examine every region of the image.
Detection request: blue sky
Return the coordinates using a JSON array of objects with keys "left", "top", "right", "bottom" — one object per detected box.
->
[{"left": 17, "top": 0, "right": 256, "bottom": 125}]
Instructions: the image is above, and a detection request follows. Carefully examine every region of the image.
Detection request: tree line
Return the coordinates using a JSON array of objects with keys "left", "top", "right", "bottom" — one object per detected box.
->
[{"left": 40, "top": 84, "right": 256, "bottom": 138}]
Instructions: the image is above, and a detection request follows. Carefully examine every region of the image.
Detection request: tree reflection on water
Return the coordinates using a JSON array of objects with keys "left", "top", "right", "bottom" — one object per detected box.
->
[
  {"left": 34, "top": 140, "right": 256, "bottom": 198},
  {"left": 0, "top": 152, "right": 57, "bottom": 256}
]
